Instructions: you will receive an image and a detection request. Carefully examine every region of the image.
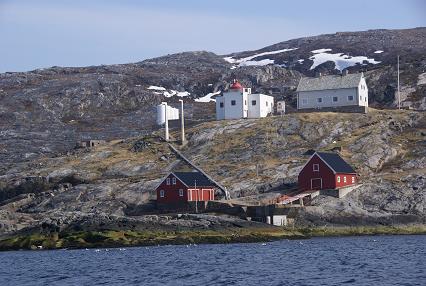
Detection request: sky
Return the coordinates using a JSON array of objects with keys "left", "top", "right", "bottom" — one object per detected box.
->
[{"left": 0, "top": 0, "right": 425, "bottom": 72}]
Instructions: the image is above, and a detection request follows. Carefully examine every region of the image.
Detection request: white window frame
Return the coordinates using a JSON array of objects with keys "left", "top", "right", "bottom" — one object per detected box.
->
[
  {"left": 179, "top": 189, "right": 183, "bottom": 197},
  {"left": 220, "top": 102, "right": 224, "bottom": 108},
  {"left": 317, "top": 97, "right": 322, "bottom": 103},
  {"left": 348, "top": 95, "right": 354, "bottom": 101},
  {"left": 172, "top": 177, "right": 176, "bottom": 185},
  {"left": 333, "top": 96, "right": 338, "bottom": 102},
  {"left": 231, "top": 100, "right": 236, "bottom": 106},
  {"left": 337, "top": 176, "right": 341, "bottom": 183},
  {"left": 343, "top": 176, "right": 347, "bottom": 183},
  {"left": 159, "top": 190, "right": 165, "bottom": 198},
  {"left": 166, "top": 178, "right": 170, "bottom": 185},
  {"left": 313, "top": 164, "right": 319, "bottom": 172}
]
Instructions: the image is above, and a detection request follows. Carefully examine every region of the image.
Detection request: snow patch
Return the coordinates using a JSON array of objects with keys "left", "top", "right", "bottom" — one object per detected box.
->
[
  {"left": 309, "top": 52, "right": 381, "bottom": 71},
  {"left": 148, "top": 86, "right": 190, "bottom": 98},
  {"left": 297, "top": 59, "right": 304, "bottom": 64},
  {"left": 147, "top": 85, "right": 166, "bottom": 91},
  {"left": 311, "top": 48, "right": 332, "bottom": 54},
  {"left": 195, "top": 91, "right": 221, "bottom": 103},
  {"left": 374, "top": 50, "right": 384, "bottom": 54},
  {"left": 224, "top": 48, "right": 298, "bottom": 68}
]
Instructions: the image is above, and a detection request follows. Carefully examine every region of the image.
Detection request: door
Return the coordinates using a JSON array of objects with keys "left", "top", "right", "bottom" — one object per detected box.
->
[{"left": 311, "top": 178, "right": 322, "bottom": 190}]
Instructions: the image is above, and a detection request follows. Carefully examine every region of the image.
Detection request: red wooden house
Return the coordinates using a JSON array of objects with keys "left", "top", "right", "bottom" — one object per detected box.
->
[
  {"left": 298, "top": 152, "right": 357, "bottom": 191},
  {"left": 156, "top": 172, "right": 215, "bottom": 204}
]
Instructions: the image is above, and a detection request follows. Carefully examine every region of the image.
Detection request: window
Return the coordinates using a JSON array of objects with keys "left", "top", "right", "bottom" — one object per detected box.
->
[
  {"left": 337, "top": 176, "right": 341, "bottom": 183},
  {"left": 302, "top": 99, "right": 307, "bottom": 105},
  {"left": 220, "top": 102, "right": 224, "bottom": 108},
  {"left": 245, "top": 100, "right": 247, "bottom": 106},
  {"left": 313, "top": 164, "right": 319, "bottom": 171},
  {"left": 365, "top": 97, "right": 367, "bottom": 102},
  {"left": 252, "top": 100, "right": 257, "bottom": 106},
  {"left": 179, "top": 189, "right": 184, "bottom": 197},
  {"left": 266, "top": 101, "right": 269, "bottom": 106},
  {"left": 360, "top": 96, "right": 363, "bottom": 101},
  {"left": 166, "top": 178, "right": 170, "bottom": 185},
  {"left": 231, "top": 100, "right": 236, "bottom": 106},
  {"left": 348, "top": 95, "right": 354, "bottom": 101},
  {"left": 317, "top": 98, "right": 322, "bottom": 103},
  {"left": 172, "top": 177, "right": 176, "bottom": 185},
  {"left": 333, "top": 97, "right": 338, "bottom": 102},
  {"left": 352, "top": 177, "right": 355, "bottom": 184},
  {"left": 343, "top": 176, "right": 347, "bottom": 183},
  {"left": 159, "top": 190, "right": 165, "bottom": 198}
]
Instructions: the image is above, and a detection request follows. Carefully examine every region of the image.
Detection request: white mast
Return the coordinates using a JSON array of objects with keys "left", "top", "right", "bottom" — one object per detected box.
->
[
  {"left": 179, "top": 99, "right": 185, "bottom": 145},
  {"left": 397, "top": 55, "right": 401, "bottom": 110}
]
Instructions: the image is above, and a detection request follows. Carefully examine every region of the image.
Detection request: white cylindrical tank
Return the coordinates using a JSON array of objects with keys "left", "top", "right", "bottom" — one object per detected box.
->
[
  {"left": 156, "top": 104, "right": 166, "bottom": 125},
  {"left": 156, "top": 104, "right": 180, "bottom": 125}
]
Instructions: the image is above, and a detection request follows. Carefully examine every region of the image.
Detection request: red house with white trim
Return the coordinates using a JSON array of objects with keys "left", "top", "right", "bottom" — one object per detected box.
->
[
  {"left": 156, "top": 172, "right": 215, "bottom": 204},
  {"left": 298, "top": 152, "right": 357, "bottom": 191}
]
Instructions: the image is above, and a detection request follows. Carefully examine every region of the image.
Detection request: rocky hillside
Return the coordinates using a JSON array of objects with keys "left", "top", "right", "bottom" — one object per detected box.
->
[
  {"left": 0, "top": 109, "right": 425, "bottom": 236},
  {"left": 1, "top": 28, "right": 425, "bottom": 169}
]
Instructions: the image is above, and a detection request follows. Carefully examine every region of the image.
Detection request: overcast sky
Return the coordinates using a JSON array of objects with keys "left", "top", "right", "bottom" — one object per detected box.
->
[{"left": 1, "top": 0, "right": 425, "bottom": 72}]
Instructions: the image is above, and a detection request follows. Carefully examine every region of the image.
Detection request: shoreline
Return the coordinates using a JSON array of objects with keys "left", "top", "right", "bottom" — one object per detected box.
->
[{"left": 1, "top": 225, "right": 425, "bottom": 252}]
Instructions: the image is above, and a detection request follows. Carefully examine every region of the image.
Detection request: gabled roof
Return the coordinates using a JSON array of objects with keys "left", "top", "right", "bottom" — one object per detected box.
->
[
  {"left": 173, "top": 171, "right": 215, "bottom": 187},
  {"left": 316, "top": 152, "right": 356, "bottom": 174},
  {"left": 296, "top": 73, "right": 363, "bottom": 92}
]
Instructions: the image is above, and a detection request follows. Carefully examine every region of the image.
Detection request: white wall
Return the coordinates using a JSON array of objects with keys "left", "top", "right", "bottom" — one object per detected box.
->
[
  {"left": 216, "top": 97, "right": 225, "bottom": 120},
  {"left": 358, "top": 77, "right": 369, "bottom": 107},
  {"left": 297, "top": 88, "right": 359, "bottom": 109},
  {"left": 248, "top": 94, "right": 274, "bottom": 118}
]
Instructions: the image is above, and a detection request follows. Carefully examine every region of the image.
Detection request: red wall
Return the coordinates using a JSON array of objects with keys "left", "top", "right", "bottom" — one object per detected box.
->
[
  {"left": 298, "top": 154, "right": 336, "bottom": 190},
  {"left": 156, "top": 174, "right": 215, "bottom": 203},
  {"left": 335, "top": 173, "right": 357, "bottom": 188},
  {"left": 156, "top": 174, "right": 189, "bottom": 204}
]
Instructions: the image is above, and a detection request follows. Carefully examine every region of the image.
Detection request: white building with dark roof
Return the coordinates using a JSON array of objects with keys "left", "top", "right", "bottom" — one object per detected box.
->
[{"left": 296, "top": 72, "right": 368, "bottom": 111}]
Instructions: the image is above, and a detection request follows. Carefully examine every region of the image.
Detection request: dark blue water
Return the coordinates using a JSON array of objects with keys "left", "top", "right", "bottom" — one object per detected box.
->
[{"left": 0, "top": 235, "right": 425, "bottom": 286}]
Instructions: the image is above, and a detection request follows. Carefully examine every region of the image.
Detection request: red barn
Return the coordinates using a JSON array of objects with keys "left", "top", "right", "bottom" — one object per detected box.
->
[
  {"left": 156, "top": 172, "right": 215, "bottom": 204},
  {"left": 298, "top": 152, "right": 357, "bottom": 191}
]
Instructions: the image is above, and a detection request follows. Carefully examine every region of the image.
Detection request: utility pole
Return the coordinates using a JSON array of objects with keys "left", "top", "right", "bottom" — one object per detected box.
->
[
  {"left": 162, "top": 102, "right": 169, "bottom": 141},
  {"left": 179, "top": 99, "right": 185, "bottom": 145},
  {"left": 397, "top": 55, "right": 401, "bottom": 110},
  {"left": 194, "top": 179, "right": 198, "bottom": 213}
]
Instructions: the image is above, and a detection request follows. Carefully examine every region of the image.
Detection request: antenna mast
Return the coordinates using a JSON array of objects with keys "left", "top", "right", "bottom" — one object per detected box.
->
[{"left": 397, "top": 55, "right": 400, "bottom": 110}]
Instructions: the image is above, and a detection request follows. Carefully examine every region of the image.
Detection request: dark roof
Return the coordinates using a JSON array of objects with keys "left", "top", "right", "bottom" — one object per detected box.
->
[
  {"left": 173, "top": 172, "right": 215, "bottom": 187},
  {"left": 316, "top": 152, "right": 356, "bottom": 174},
  {"left": 297, "top": 73, "right": 363, "bottom": 92}
]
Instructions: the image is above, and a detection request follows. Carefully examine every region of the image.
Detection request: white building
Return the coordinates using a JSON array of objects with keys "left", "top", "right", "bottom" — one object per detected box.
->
[
  {"left": 156, "top": 104, "right": 179, "bottom": 125},
  {"left": 216, "top": 80, "right": 274, "bottom": 120},
  {"left": 296, "top": 72, "right": 368, "bottom": 111}
]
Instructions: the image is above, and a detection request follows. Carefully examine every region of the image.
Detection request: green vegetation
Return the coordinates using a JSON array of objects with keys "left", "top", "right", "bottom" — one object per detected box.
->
[
  {"left": 294, "top": 224, "right": 426, "bottom": 237},
  {"left": 1, "top": 225, "right": 425, "bottom": 251}
]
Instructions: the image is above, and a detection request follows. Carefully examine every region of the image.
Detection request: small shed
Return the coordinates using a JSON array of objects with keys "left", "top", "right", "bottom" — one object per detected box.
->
[{"left": 298, "top": 152, "right": 357, "bottom": 191}]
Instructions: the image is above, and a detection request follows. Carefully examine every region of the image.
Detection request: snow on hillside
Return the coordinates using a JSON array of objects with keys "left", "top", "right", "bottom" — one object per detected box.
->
[
  {"left": 309, "top": 49, "right": 380, "bottom": 71},
  {"left": 374, "top": 50, "right": 384, "bottom": 54},
  {"left": 224, "top": 48, "right": 297, "bottom": 68},
  {"left": 147, "top": 86, "right": 166, "bottom": 91},
  {"left": 147, "top": 86, "right": 190, "bottom": 98},
  {"left": 195, "top": 91, "right": 221, "bottom": 102}
]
